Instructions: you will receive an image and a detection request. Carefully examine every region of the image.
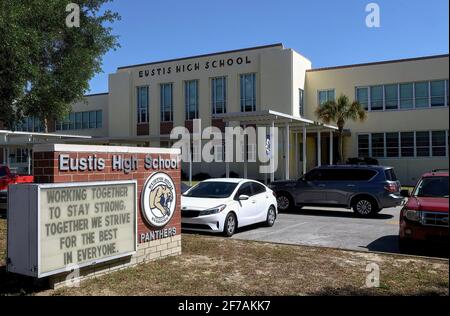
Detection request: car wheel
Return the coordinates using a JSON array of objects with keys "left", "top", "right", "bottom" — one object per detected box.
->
[
  {"left": 276, "top": 193, "right": 292, "bottom": 212},
  {"left": 265, "top": 206, "right": 277, "bottom": 227},
  {"left": 353, "top": 197, "right": 378, "bottom": 217},
  {"left": 223, "top": 213, "right": 237, "bottom": 237}
]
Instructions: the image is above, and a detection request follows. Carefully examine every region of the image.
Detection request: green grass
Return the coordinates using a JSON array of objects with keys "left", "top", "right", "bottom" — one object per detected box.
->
[{"left": 0, "top": 218, "right": 448, "bottom": 296}]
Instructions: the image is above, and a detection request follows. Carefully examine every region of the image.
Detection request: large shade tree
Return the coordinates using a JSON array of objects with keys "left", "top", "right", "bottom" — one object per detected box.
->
[
  {"left": 0, "top": 1, "right": 39, "bottom": 129},
  {"left": 0, "top": 0, "right": 120, "bottom": 131},
  {"left": 315, "top": 94, "right": 367, "bottom": 163}
]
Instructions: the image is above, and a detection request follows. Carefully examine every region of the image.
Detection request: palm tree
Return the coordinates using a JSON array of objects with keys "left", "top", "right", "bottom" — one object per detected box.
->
[{"left": 315, "top": 94, "right": 367, "bottom": 163}]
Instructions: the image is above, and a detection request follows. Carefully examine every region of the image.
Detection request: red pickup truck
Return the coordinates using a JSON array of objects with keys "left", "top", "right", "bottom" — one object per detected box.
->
[
  {"left": 399, "top": 169, "right": 449, "bottom": 250},
  {"left": 0, "top": 166, "right": 34, "bottom": 209}
]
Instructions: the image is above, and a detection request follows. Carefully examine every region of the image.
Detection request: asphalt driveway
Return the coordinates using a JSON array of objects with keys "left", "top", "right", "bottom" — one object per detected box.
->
[{"left": 232, "top": 206, "right": 448, "bottom": 258}]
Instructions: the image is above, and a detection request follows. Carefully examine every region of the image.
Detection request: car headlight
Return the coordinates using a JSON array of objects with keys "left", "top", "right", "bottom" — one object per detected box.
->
[
  {"left": 404, "top": 209, "right": 422, "bottom": 222},
  {"left": 200, "top": 204, "right": 227, "bottom": 216}
]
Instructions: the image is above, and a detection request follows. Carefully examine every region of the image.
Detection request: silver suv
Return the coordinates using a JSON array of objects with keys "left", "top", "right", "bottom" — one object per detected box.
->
[{"left": 269, "top": 165, "right": 403, "bottom": 217}]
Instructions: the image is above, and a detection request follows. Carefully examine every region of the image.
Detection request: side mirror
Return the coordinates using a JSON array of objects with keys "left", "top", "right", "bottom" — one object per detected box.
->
[
  {"left": 238, "top": 195, "right": 250, "bottom": 201},
  {"left": 400, "top": 189, "right": 410, "bottom": 198}
]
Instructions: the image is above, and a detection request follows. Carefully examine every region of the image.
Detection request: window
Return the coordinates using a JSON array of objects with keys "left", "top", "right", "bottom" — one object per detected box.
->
[
  {"left": 212, "top": 77, "right": 227, "bottom": 114},
  {"left": 415, "top": 82, "right": 429, "bottom": 108},
  {"left": 370, "top": 86, "right": 384, "bottom": 111},
  {"left": 75, "top": 112, "right": 83, "bottom": 129},
  {"left": 401, "top": 132, "right": 415, "bottom": 157},
  {"left": 240, "top": 74, "right": 256, "bottom": 112},
  {"left": 96, "top": 110, "right": 102, "bottom": 128},
  {"left": 55, "top": 110, "right": 103, "bottom": 131},
  {"left": 82, "top": 112, "right": 89, "bottom": 129},
  {"left": 89, "top": 111, "right": 96, "bottom": 129},
  {"left": 137, "top": 86, "right": 149, "bottom": 124},
  {"left": 185, "top": 80, "right": 199, "bottom": 120},
  {"left": 299, "top": 89, "right": 305, "bottom": 116},
  {"left": 251, "top": 182, "right": 266, "bottom": 195},
  {"left": 430, "top": 80, "right": 445, "bottom": 107},
  {"left": 12, "top": 148, "right": 28, "bottom": 164},
  {"left": 357, "top": 80, "right": 449, "bottom": 112},
  {"left": 416, "top": 131, "right": 430, "bottom": 157},
  {"left": 386, "top": 133, "right": 399, "bottom": 157},
  {"left": 63, "top": 114, "right": 70, "bottom": 131},
  {"left": 69, "top": 113, "right": 75, "bottom": 130},
  {"left": 356, "top": 87, "right": 369, "bottom": 110},
  {"left": 400, "top": 83, "right": 414, "bottom": 109},
  {"left": 432, "top": 131, "right": 446, "bottom": 157},
  {"left": 384, "top": 85, "right": 398, "bottom": 110},
  {"left": 237, "top": 182, "right": 253, "bottom": 197},
  {"left": 361, "top": 131, "right": 448, "bottom": 159},
  {"left": 358, "top": 135, "right": 370, "bottom": 158},
  {"left": 318, "top": 89, "right": 335, "bottom": 105},
  {"left": 385, "top": 169, "right": 398, "bottom": 181},
  {"left": 15, "top": 117, "right": 43, "bottom": 133},
  {"left": 161, "top": 83, "right": 173, "bottom": 122},
  {"left": 371, "top": 133, "right": 385, "bottom": 157}
]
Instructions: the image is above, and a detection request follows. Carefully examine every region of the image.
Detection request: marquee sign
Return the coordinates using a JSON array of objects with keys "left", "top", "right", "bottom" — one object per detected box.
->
[{"left": 7, "top": 181, "right": 137, "bottom": 278}]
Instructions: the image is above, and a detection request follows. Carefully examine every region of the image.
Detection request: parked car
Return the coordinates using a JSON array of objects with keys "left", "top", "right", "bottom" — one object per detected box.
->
[
  {"left": 399, "top": 169, "right": 449, "bottom": 249},
  {"left": 0, "top": 165, "right": 34, "bottom": 209},
  {"left": 181, "top": 178, "right": 278, "bottom": 237},
  {"left": 269, "top": 165, "right": 403, "bottom": 217},
  {"left": 180, "top": 182, "right": 191, "bottom": 194}
]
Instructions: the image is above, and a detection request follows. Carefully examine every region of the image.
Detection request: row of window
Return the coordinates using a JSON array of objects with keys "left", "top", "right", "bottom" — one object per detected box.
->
[
  {"left": 136, "top": 74, "right": 257, "bottom": 124},
  {"left": 356, "top": 80, "right": 449, "bottom": 111},
  {"left": 15, "top": 117, "right": 44, "bottom": 133},
  {"left": 55, "top": 110, "right": 103, "bottom": 131},
  {"left": 358, "top": 130, "right": 449, "bottom": 158}
]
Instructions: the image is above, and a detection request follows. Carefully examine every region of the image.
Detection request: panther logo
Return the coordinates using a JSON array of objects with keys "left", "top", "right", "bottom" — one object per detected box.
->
[{"left": 141, "top": 172, "right": 176, "bottom": 227}]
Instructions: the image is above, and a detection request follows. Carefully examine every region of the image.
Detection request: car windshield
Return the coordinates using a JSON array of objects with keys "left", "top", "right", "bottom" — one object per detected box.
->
[
  {"left": 183, "top": 181, "right": 238, "bottom": 198},
  {"left": 413, "top": 176, "right": 449, "bottom": 198}
]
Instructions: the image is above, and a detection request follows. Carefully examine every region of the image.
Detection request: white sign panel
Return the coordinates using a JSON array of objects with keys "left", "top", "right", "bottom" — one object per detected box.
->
[{"left": 38, "top": 181, "right": 137, "bottom": 277}]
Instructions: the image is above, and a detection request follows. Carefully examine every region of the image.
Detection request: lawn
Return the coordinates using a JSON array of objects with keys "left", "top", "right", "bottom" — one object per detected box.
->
[{"left": 0, "top": 218, "right": 448, "bottom": 296}]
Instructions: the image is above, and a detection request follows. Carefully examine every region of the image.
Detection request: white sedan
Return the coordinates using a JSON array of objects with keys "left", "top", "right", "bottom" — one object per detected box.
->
[{"left": 181, "top": 178, "right": 278, "bottom": 237}]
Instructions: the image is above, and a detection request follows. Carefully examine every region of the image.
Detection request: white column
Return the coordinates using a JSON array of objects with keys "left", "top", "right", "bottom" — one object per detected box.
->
[
  {"left": 317, "top": 131, "right": 322, "bottom": 167},
  {"left": 225, "top": 122, "right": 230, "bottom": 178},
  {"left": 303, "top": 127, "right": 307, "bottom": 175},
  {"left": 243, "top": 124, "right": 248, "bottom": 179},
  {"left": 329, "top": 131, "right": 334, "bottom": 165},
  {"left": 285, "top": 122, "right": 290, "bottom": 180},
  {"left": 27, "top": 147, "right": 31, "bottom": 175},
  {"left": 189, "top": 144, "right": 193, "bottom": 186},
  {"left": 6, "top": 147, "right": 10, "bottom": 168},
  {"left": 270, "top": 121, "right": 275, "bottom": 183},
  {"left": 295, "top": 132, "right": 299, "bottom": 178}
]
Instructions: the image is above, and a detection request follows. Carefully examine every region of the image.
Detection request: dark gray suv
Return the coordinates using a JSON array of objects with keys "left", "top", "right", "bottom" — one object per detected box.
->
[{"left": 269, "top": 165, "right": 403, "bottom": 217}]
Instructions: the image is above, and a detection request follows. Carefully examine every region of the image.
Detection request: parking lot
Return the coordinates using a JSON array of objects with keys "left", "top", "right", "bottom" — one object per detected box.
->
[{"left": 231, "top": 206, "right": 449, "bottom": 259}]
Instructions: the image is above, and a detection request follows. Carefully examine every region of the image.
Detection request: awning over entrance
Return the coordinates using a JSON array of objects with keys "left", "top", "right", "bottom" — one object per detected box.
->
[
  {"left": 0, "top": 130, "right": 92, "bottom": 174},
  {"left": 214, "top": 110, "right": 339, "bottom": 182}
]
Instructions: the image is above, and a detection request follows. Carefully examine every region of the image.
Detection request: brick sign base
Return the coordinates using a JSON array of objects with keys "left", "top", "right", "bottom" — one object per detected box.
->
[{"left": 33, "top": 144, "right": 182, "bottom": 289}]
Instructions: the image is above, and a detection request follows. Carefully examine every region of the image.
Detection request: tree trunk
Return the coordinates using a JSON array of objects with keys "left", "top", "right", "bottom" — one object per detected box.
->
[
  {"left": 43, "top": 117, "right": 48, "bottom": 133},
  {"left": 338, "top": 130, "right": 344, "bottom": 164}
]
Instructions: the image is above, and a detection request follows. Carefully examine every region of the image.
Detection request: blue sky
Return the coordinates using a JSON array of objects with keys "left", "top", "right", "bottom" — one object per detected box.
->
[{"left": 88, "top": 0, "right": 449, "bottom": 94}]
